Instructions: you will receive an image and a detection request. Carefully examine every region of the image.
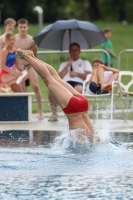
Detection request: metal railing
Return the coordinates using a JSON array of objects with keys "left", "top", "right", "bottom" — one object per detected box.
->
[
  {"left": 117, "top": 49, "right": 133, "bottom": 70},
  {"left": 37, "top": 49, "right": 110, "bottom": 65}
]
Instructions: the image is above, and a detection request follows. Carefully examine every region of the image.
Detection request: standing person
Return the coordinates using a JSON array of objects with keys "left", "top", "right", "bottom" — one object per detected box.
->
[
  {"left": 0, "top": 33, "right": 28, "bottom": 92},
  {"left": 48, "top": 42, "right": 92, "bottom": 122},
  {"left": 17, "top": 49, "right": 94, "bottom": 144},
  {"left": 14, "top": 18, "right": 43, "bottom": 120},
  {"left": 0, "top": 18, "right": 16, "bottom": 52},
  {"left": 101, "top": 28, "right": 116, "bottom": 67}
]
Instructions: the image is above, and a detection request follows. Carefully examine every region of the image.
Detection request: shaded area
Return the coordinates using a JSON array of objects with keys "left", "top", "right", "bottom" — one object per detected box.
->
[
  {"left": 110, "top": 132, "right": 133, "bottom": 149},
  {"left": 0, "top": 130, "right": 59, "bottom": 148}
]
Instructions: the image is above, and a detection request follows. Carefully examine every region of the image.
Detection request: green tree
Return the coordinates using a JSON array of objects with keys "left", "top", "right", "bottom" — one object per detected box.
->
[
  {"left": 88, "top": 0, "right": 101, "bottom": 20},
  {"left": 0, "top": 0, "right": 133, "bottom": 24}
]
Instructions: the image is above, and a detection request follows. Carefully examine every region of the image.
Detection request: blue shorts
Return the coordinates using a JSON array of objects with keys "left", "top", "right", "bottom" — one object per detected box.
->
[
  {"left": 89, "top": 81, "right": 108, "bottom": 95},
  {"left": 67, "top": 81, "right": 83, "bottom": 88}
]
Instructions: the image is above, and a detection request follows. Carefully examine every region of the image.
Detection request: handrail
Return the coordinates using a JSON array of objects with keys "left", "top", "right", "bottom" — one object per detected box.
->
[
  {"left": 37, "top": 49, "right": 110, "bottom": 66},
  {"left": 117, "top": 49, "right": 133, "bottom": 70}
]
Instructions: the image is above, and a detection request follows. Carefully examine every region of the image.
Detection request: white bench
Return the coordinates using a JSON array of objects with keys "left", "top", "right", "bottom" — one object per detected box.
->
[{"left": 0, "top": 92, "right": 35, "bottom": 123}]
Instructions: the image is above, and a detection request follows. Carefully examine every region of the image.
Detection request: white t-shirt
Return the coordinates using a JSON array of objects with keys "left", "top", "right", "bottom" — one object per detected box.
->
[{"left": 58, "top": 58, "right": 92, "bottom": 83}]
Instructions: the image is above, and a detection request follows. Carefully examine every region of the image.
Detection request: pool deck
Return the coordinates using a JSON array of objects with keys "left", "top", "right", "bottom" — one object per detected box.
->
[{"left": 0, "top": 112, "right": 133, "bottom": 132}]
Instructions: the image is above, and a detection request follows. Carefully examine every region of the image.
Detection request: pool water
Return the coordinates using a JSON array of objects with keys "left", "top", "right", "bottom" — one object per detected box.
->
[{"left": 0, "top": 129, "right": 133, "bottom": 199}]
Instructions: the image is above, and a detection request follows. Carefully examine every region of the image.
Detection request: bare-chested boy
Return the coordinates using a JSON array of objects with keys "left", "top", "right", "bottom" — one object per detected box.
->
[
  {"left": 14, "top": 18, "right": 43, "bottom": 120},
  {"left": 0, "top": 18, "right": 16, "bottom": 52}
]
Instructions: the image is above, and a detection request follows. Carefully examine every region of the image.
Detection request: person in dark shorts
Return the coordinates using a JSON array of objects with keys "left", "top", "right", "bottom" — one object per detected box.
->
[
  {"left": 86, "top": 58, "right": 119, "bottom": 95},
  {"left": 25, "top": 78, "right": 30, "bottom": 87},
  {"left": 66, "top": 81, "right": 83, "bottom": 88},
  {"left": 15, "top": 18, "right": 43, "bottom": 120}
]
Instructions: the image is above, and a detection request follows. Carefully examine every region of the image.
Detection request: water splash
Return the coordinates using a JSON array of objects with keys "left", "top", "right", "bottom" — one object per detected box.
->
[{"left": 52, "top": 125, "right": 111, "bottom": 153}]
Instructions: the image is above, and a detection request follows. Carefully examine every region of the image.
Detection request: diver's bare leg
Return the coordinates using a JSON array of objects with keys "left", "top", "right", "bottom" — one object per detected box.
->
[{"left": 17, "top": 49, "right": 80, "bottom": 96}]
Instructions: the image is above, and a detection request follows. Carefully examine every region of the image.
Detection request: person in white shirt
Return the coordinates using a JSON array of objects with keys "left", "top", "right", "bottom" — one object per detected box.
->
[
  {"left": 48, "top": 43, "right": 92, "bottom": 122},
  {"left": 85, "top": 58, "right": 119, "bottom": 95}
]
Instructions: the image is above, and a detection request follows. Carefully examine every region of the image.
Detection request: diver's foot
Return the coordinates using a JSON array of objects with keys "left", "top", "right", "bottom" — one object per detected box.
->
[
  {"left": 48, "top": 115, "right": 58, "bottom": 122},
  {"left": 17, "top": 49, "right": 27, "bottom": 60},
  {"left": 17, "top": 49, "right": 34, "bottom": 60}
]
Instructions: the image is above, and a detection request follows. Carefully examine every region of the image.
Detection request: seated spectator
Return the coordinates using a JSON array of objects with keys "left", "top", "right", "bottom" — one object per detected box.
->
[
  {"left": 48, "top": 42, "right": 92, "bottom": 122},
  {"left": 85, "top": 58, "right": 119, "bottom": 95},
  {"left": 0, "top": 33, "right": 28, "bottom": 93}
]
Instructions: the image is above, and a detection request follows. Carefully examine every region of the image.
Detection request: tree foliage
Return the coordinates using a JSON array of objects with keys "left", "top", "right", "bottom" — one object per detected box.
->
[{"left": 0, "top": 0, "right": 132, "bottom": 25}]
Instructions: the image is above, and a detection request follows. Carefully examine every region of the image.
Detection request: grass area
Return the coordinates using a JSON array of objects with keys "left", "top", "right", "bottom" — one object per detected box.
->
[
  {"left": 0, "top": 21, "right": 133, "bottom": 114},
  {"left": 94, "top": 21, "right": 133, "bottom": 71}
]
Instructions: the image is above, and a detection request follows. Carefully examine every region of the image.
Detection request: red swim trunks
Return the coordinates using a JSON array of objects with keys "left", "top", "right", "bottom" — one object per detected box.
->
[
  {"left": 0, "top": 70, "right": 8, "bottom": 84},
  {"left": 63, "top": 95, "right": 88, "bottom": 114},
  {"left": 0, "top": 65, "right": 15, "bottom": 83}
]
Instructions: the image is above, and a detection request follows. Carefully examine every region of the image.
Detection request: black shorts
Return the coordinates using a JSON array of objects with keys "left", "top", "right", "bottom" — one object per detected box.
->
[
  {"left": 89, "top": 81, "right": 108, "bottom": 95},
  {"left": 25, "top": 79, "right": 30, "bottom": 87},
  {"left": 67, "top": 81, "right": 83, "bottom": 88}
]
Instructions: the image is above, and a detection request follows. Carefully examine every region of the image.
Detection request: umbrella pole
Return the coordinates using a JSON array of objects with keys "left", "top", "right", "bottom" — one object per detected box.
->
[
  {"left": 69, "top": 29, "right": 73, "bottom": 71},
  {"left": 69, "top": 29, "right": 71, "bottom": 44}
]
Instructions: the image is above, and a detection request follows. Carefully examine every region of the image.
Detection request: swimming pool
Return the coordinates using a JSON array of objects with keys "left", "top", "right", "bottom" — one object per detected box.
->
[{"left": 0, "top": 129, "right": 133, "bottom": 199}]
